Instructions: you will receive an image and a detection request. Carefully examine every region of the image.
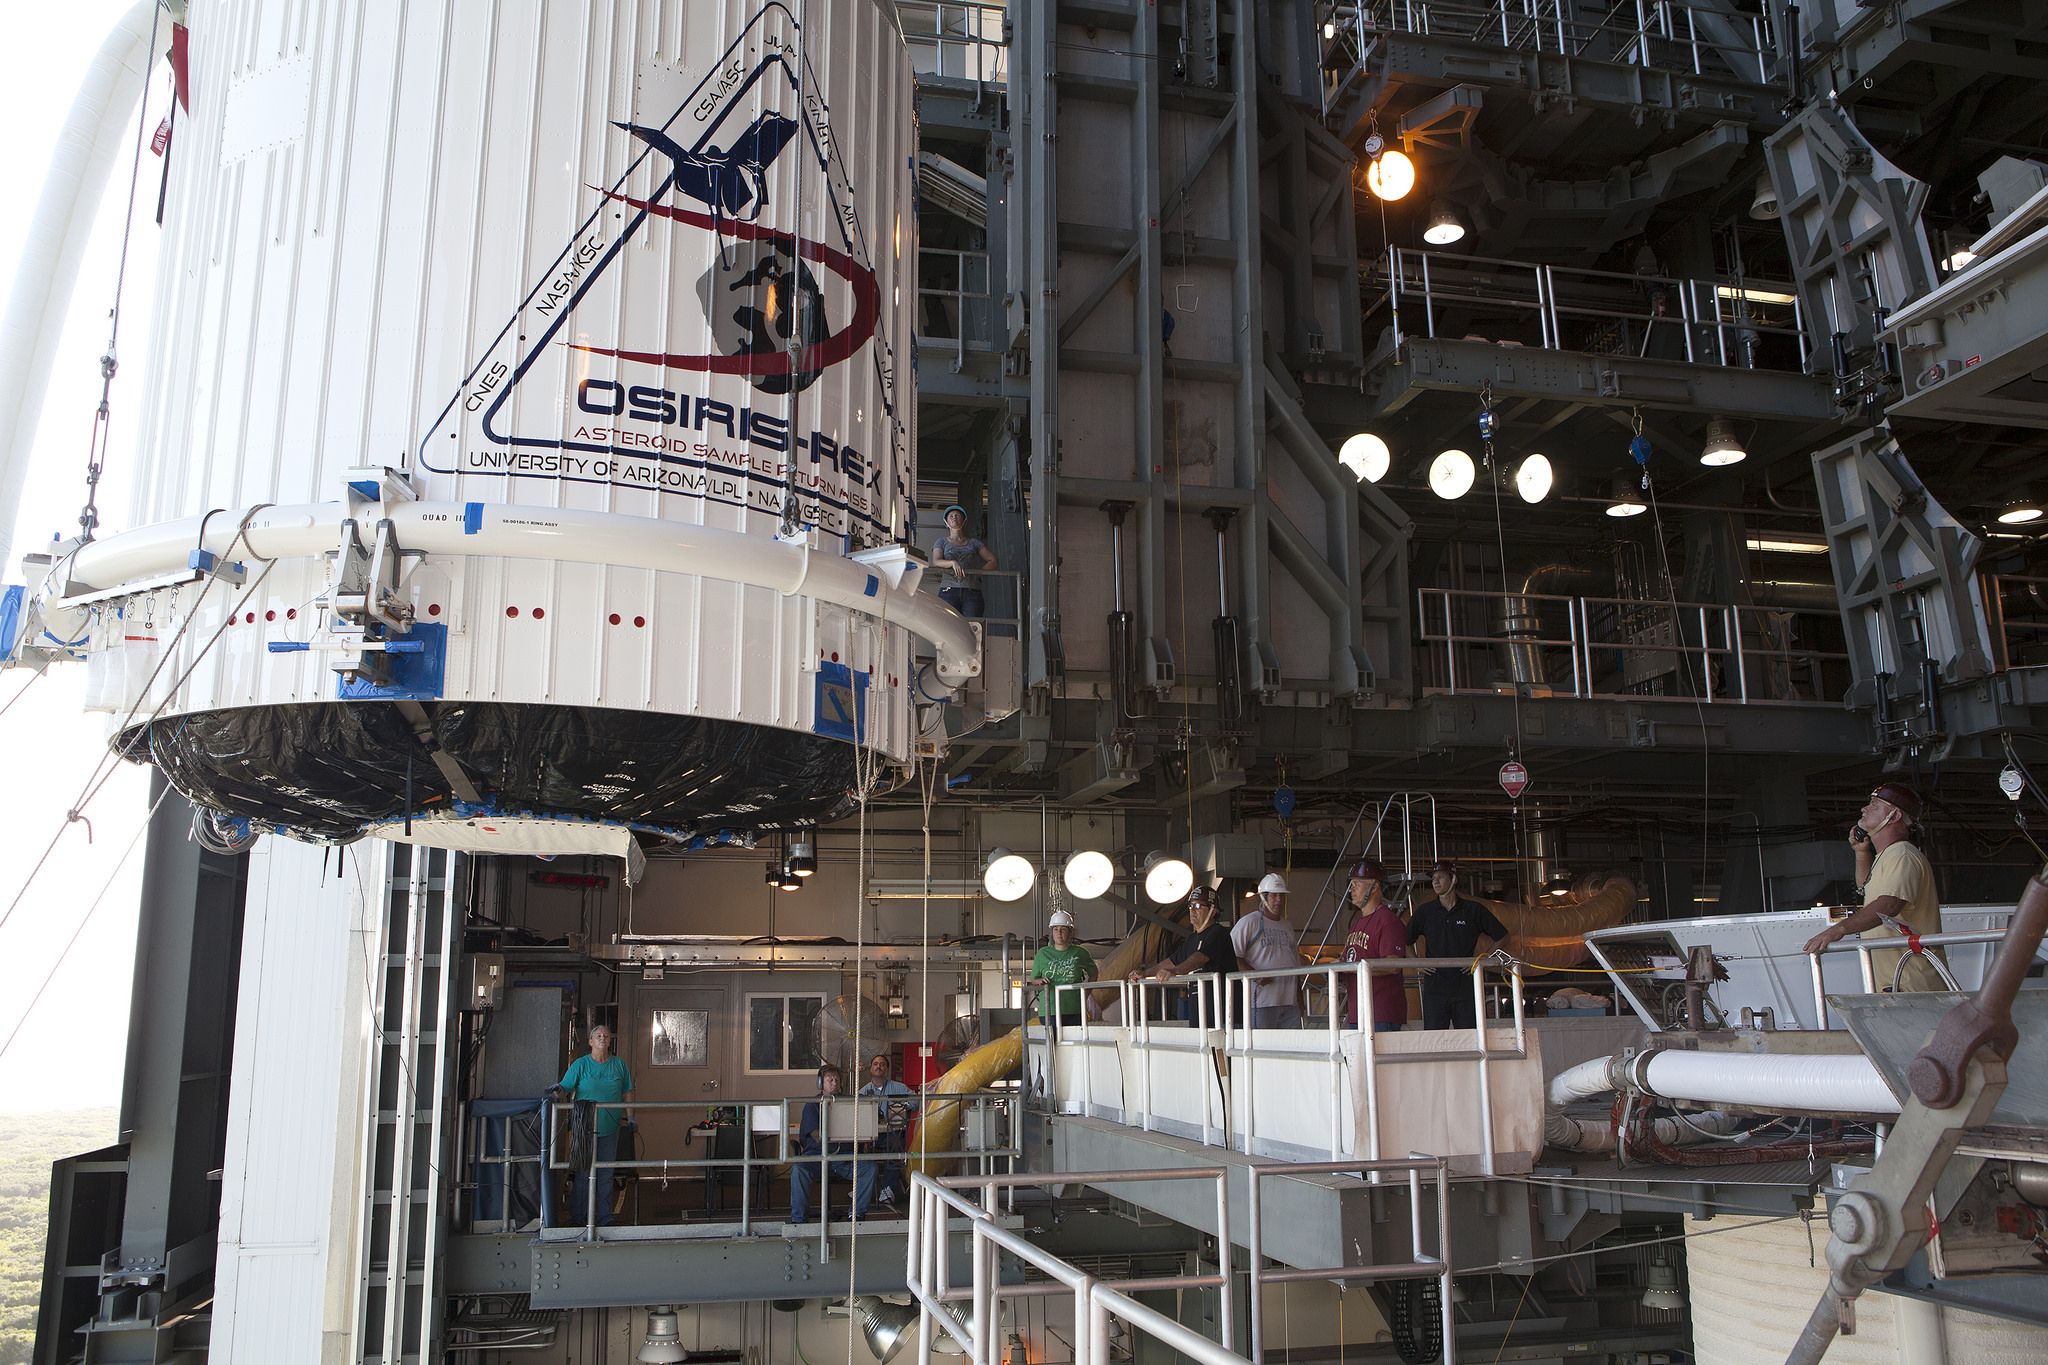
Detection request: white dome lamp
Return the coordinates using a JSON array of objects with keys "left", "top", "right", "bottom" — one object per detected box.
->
[
  {"left": 1063, "top": 849, "right": 1116, "bottom": 900},
  {"left": 638, "top": 1306, "right": 687, "bottom": 1364},
  {"left": 1699, "top": 418, "right": 1747, "bottom": 467},
  {"left": 1142, "top": 851, "right": 1194, "bottom": 905},
  {"left": 1996, "top": 497, "right": 2043, "bottom": 525},
  {"left": 1422, "top": 200, "right": 1466, "bottom": 246},
  {"left": 983, "top": 848, "right": 1037, "bottom": 902},
  {"left": 1428, "top": 449, "right": 1476, "bottom": 500},
  {"left": 1514, "top": 453, "right": 1554, "bottom": 504},
  {"left": 1338, "top": 432, "right": 1392, "bottom": 483}
]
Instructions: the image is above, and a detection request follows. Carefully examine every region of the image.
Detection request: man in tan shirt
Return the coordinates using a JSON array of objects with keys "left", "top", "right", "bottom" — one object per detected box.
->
[{"left": 1803, "top": 782, "right": 1947, "bottom": 991}]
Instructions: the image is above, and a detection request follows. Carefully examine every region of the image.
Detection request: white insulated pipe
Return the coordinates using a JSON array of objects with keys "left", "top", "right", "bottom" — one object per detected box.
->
[
  {"left": 1630, "top": 1048, "right": 1900, "bottom": 1115},
  {"left": 59, "top": 499, "right": 983, "bottom": 681},
  {"left": 0, "top": 1, "right": 162, "bottom": 578},
  {"left": 1549, "top": 1049, "right": 1900, "bottom": 1116}
]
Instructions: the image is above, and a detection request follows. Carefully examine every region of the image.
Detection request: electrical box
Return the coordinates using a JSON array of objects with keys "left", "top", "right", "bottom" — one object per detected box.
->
[
  {"left": 465, "top": 953, "right": 505, "bottom": 1011},
  {"left": 1192, "top": 833, "right": 1263, "bottom": 881}
]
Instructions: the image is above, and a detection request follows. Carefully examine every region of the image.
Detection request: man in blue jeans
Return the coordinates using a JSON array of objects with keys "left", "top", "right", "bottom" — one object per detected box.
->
[
  {"left": 931, "top": 504, "right": 998, "bottom": 617},
  {"left": 789, "top": 1063, "right": 877, "bottom": 1224},
  {"left": 558, "top": 1024, "right": 633, "bottom": 1226}
]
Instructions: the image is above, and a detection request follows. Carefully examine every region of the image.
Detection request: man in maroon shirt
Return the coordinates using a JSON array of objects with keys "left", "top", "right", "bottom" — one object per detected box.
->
[{"left": 1340, "top": 858, "right": 1409, "bottom": 1031}]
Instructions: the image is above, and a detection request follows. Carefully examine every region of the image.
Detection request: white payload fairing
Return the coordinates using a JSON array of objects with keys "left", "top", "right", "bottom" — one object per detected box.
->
[{"left": 3, "top": 0, "right": 972, "bottom": 862}]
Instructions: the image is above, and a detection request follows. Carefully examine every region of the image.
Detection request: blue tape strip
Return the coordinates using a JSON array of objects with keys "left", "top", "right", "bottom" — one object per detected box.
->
[
  {"left": 267, "top": 642, "right": 311, "bottom": 653},
  {"left": 464, "top": 501, "right": 484, "bottom": 534},
  {"left": 864, "top": 574, "right": 879, "bottom": 597}
]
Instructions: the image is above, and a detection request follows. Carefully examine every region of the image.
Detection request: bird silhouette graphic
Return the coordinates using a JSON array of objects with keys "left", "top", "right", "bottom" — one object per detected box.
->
[{"left": 616, "top": 113, "right": 801, "bottom": 221}]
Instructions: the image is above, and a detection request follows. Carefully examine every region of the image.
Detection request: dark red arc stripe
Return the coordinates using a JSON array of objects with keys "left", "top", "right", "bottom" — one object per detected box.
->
[{"left": 563, "top": 190, "right": 881, "bottom": 378}]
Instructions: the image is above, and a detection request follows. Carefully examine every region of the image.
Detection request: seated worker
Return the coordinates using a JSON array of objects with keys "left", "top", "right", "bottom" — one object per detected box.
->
[
  {"left": 1128, "top": 885, "right": 1238, "bottom": 1023},
  {"left": 1029, "top": 908, "right": 1097, "bottom": 1028},
  {"left": 858, "top": 1052, "right": 918, "bottom": 1207},
  {"left": 1408, "top": 860, "right": 1513, "bottom": 1030},
  {"left": 1802, "top": 782, "right": 1946, "bottom": 991},
  {"left": 1233, "top": 874, "right": 1305, "bottom": 1028},
  {"left": 788, "top": 1063, "right": 877, "bottom": 1224},
  {"left": 1339, "top": 858, "right": 1409, "bottom": 1031}
]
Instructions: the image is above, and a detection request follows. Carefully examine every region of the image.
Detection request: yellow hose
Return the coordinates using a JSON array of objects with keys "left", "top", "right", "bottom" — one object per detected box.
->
[{"left": 904, "top": 1026, "right": 1023, "bottom": 1177}]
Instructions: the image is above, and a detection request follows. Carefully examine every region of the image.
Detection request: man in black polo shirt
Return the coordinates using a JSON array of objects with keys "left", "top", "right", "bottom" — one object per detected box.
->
[{"left": 1407, "top": 860, "right": 1512, "bottom": 1030}]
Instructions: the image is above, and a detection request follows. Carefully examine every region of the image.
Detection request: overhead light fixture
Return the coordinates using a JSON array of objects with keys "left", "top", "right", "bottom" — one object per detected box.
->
[
  {"left": 766, "top": 861, "right": 785, "bottom": 887},
  {"left": 1543, "top": 873, "right": 1573, "bottom": 898},
  {"left": 1699, "top": 418, "right": 1746, "bottom": 467},
  {"left": 1714, "top": 284, "right": 1799, "bottom": 306},
  {"left": 1944, "top": 243, "right": 1978, "bottom": 272},
  {"left": 1338, "top": 432, "right": 1392, "bottom": 483},
  {"left": 1063, "top": 849, "right": 1115, "bottom": 900},
  {"left": 983, "top": 847, "right": 1037, "bottom": 902},
  {"left": 1422, "top": 200, "right": 1465, "bottom": 246},
  {"left": 1366, "top": 150, "right": 1415, "bottom": 202},
  {"left": 638, "top": 1306, "right": 687, "bottom": 1364},
  {"left": 1324, "top": 21, "right": 1337, "bottom": 39},
  {"left": 1515, "top": 453, "right": 1554, "bottom": 504},
  {"left": 776, "top": 863, "right": 803, "bottom": 892},
  {"left": 852, "top": 1296, "right": 922, "bottom": 1365},
  {"left": 1428, "top": 449, "right": 1475, "bottom": 500},
  {"left": 787, "top": 838, "right": 817, "bottom": 876},
  {"left": 1996, "top": 498, "right": 2044, "bottom": 525},
  {"left": 1142, "top": 851, "right": 1194, "bottom": 905},
  {"left": 1745, "top": 536, "right": 1829, "bottom": 555},
  {"left": 1606, "top": 478, "right": 1647, "bottom": 518},
  {"left": 1748, "top": 171, "right": 1778, "bottom": 221},
  {"left": 1641, "top": 1252, "right": 1687, "bottom": 1310}
]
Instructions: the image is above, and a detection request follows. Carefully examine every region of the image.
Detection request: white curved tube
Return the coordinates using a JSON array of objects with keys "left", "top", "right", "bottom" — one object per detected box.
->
[
  {"left": 1636, "top": 1049, "right": 1899, "bottom": 1116},
  {"left": 1548, "top": 1056, "right": 1618, "bottom": 1107},
  {"left": 60, "top": 500, "right": 983, "bottom": 680},
  {"left": 0, "top": 1, "right": 161, "bottom": 578}
]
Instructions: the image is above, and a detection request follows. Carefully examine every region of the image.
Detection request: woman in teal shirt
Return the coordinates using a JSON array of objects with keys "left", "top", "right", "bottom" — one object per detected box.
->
[{"left": 559, "top": 1024, "right": 634, "bottom": 1226}]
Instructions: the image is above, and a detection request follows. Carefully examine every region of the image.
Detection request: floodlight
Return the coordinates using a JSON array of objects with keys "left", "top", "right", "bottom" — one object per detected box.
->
[
  {"left": 1338, "top": 432, "right": 1391, "bottom": 483},
  {"left": 1142, "top": 851, "right": 1194, "bottom": 905},
  {"left": 1515, "top": 453, "right": 1553, "bottom": 504},
  {"left": 1063, "top": 849, "right": 1116, "bottom": 900},
  {"left": 1606, "top": 478, "right": 1647, "bottom": 517},
  {"left": 1366, "top": 151, "right": 1415, "bottom": 202},
  {"left": 1428, "top": 449, "right": 1475, "bottom": 500},
  {"left": 983, "top": 848, "right": 1037, "bottom": 901},
  {"left": 852, "top": 1296, "right": 921, "bottom": 1365},
  {"left": 787, "top": 838, "right": 817, "bottom": 876}
]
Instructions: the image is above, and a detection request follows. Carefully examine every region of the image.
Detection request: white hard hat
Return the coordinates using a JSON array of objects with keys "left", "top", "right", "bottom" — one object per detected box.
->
[
  {"left": 1048, "top": 908, "right": 1076, "bottom": 928},
  {"left": 1257, "top": 873, "right": 1290, "bottom": 895}
]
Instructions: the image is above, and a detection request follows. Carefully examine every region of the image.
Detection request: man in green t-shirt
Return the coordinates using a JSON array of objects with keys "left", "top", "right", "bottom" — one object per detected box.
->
[{"left": 1030, "top": 908, "right": 1097, "bottom": 1027}]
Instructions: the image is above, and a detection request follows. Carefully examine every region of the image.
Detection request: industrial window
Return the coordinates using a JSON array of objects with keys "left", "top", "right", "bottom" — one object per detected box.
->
[
  {"left": 746, "top": 994, "right": 824, "bottom": 1073},
  {"left": 649, "top": 1009, "right": 710, "bottom": 1067}
]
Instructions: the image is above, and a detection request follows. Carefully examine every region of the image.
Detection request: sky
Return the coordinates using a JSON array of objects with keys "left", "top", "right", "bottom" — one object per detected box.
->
[{"left": 0, "top": 2, "right": 167, "bottom": 1111}]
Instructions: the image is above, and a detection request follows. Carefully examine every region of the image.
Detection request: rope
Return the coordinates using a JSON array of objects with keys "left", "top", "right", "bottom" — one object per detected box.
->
[{"left": 0, "top": 779, "right": 173, "bottom": 1063}]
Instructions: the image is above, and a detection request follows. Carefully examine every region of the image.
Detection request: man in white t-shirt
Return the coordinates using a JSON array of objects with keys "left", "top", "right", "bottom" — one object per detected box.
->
[{"left": 1232, "top": 873, "right": 1304, "bottom": 1028}]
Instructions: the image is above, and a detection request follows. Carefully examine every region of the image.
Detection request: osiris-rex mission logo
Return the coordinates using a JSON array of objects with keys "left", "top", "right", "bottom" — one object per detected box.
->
[{"left": 416, "top": 2, "right": 904, "bottom": 539}]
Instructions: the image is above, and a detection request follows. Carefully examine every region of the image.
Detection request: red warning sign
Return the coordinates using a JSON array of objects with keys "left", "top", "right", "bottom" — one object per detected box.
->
[{"left": 1499, "top": 761, "right": 1530, "bottom": 799}]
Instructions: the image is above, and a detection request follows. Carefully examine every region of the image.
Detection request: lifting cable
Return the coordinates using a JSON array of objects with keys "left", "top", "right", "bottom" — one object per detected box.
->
[{"left": 0, "top": 515, "right": 274, "bottom": 942}]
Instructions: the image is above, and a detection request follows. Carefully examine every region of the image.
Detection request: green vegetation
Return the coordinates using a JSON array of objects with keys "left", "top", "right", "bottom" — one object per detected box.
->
[{"left": 0, "top": 1109, "right": 117, "bottom": 1365}]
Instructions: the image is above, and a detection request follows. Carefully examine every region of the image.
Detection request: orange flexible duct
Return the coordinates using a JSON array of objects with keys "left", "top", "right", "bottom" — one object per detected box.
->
[{"left": 1479, "top": 873, "right": 1640, "bottom": 970}]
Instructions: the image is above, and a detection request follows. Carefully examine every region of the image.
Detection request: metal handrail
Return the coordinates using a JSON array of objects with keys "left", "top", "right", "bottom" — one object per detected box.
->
[
  {"left": 1981, "top": 570, "right": 2048, "bottom": 672},
  {"left": 1417, "top": 586, "right": 1851, "bottom": 704},
  {"left": 1325, "top": 0, "right": 1775, "bottom": 85},
  {"left": 908, "top": 1168, "right": 1240, "bottom": 1365},
  {"left": 1364, "top": 246, "right": 1806, "bottom": 372},
  {"left": 900, "top": 1, "right": 1008, "bottom": 85},
  {"left": 1805, "top": 928, "right": 2018, "bottom": 1029},
  {"left": 1049, "top": 956, "right": 1526, "bottom": 1175},
  {"left": 917, "top": 246, "right": 994, "bottom": 369},
  {"left": 530, "top": 1094, "right": 1020, "bottom": 1243}
]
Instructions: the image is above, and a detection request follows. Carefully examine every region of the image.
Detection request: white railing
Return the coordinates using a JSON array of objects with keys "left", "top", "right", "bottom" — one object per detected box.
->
[
  {"left": 1049, "top": 956, "right": 1528, "bottom": 1176},
  {"left": 901, "top": 1, "right": 1009, "bottom": 85},
  {"left": 1804, "top": 930, "right": 2008, "bottom": 1029},
  {"left": 1416, "top": 586, "right": 1853, "bottom": 705},
  {"left": 1365, "top": 246, "right": 1809, "bottom": 372},
  {"left": 918, "top": 247, "right": 995, "bottom": 368},
  {"left": 907, "top": 1159, "right": 1460, "bottom": 1365},
  {"left": 1320, "top": 0, "right": 1776, "bottom": 112}
]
